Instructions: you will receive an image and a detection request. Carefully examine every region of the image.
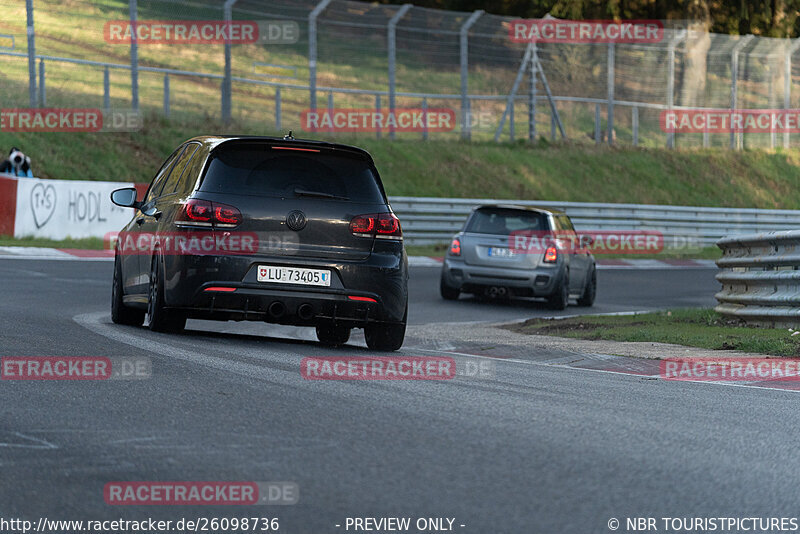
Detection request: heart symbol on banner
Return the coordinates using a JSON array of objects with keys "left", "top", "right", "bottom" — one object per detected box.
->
[{"left": 30, "top": 183, "right": 56, "bottom": 229}]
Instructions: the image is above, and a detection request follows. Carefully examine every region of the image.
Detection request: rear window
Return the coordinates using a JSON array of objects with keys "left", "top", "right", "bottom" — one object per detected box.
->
[
  {"left": 465, "top": 208, "right": 548, "bottom": 235},
  {"left": 199, "top": 144, "right": 384, "bottom": 203}
]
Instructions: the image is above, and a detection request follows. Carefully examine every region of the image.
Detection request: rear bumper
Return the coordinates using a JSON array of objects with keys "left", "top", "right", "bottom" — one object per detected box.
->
[
  {"left": 162, "top": 248, "right": 408, "bottom": 325},
  {"left": 441, "top": 257, "right": 563, "bottom": 297},
  {"left": 180, "top": 283, "right": 396, "bottom": 326}
]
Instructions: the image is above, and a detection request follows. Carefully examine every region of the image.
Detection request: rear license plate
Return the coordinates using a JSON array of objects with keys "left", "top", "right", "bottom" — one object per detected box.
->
[
  {"left": 487, "top": 247, "right": 515, "bottom": 258},
  {"left": 257, "top": 265, "right": 331, "bottom": 286}
]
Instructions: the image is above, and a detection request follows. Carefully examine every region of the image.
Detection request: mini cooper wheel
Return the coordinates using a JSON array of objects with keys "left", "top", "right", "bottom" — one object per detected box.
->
[
  {"left": 576, "top": 266, "right": 596, "bottom": 307},
  {"left": 440, "top": 277, "right": 460, "bottom": 300},
  {"left": 546, "top": 272, "right": 569, "bottom": 311}
]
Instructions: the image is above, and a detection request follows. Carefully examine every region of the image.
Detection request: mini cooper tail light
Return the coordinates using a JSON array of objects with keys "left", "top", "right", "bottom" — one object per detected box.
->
[
  {"left": 543, "top": 245, "right": 558, "bottom": 263},
  {"left": 449, "top": 238, "right": 461, "bottom": 256}
]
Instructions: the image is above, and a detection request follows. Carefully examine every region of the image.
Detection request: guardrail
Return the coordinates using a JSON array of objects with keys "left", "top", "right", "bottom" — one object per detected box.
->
[
  {"left": 392, "top": 197, "right": 800, "bottom": 246},
  {"left": 715, "top": 231, "right": 800, "bottom": 326}
]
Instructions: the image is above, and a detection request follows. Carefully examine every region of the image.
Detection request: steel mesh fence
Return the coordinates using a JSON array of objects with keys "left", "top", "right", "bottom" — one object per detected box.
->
[{"left": 4, "top": 0, "right": 800, "bottom": 148}]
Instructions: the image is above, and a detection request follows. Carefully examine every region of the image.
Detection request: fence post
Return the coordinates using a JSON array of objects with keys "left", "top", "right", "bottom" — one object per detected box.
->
[
  {"left": 26, "top": 0, "right": 36, "bottom": 108},
  {"left": 38, "top": 59, "right": 45, "bottom": 107},
  {"left": 275, "top": 87, "right": 281, "bottom": 131},
  {"left": 104, "top": 66, "right": 110, "bottom": 109},
  {"left": 509, "top": 99, "right": 514, "bottom": 141},
  {"left": 666, "top": 30, "right": 686, "bottom": 149},
  {"left": 459, "top": 9, "right": 483, "bottom": 140},
  {"left": 163, "top": 74, "right": 170, "bottom": 118},
  {"left": 375, "top": 94, "right": 381, "bottom": 140},
  {"left": 422, "top": 97, "right": 428, "bottom": 140},
  {"left": 308, "top": 0, "right": 333, "bottom": 111},
  {"left": 388, "top": 4, "right": 412, "bottom": 141},
  {"left": 730, "top": 35, "right": 753, "bottom": 149},
  {"left": 529, "top": 43, "right": 537, "bottom": 141},
  {"left": 222, "top": 0, "right": 238, "bottom": 124},
  {"left": 129, "top": 0, "right": 138, "bottom": 111},
  {"left": 607, "top": 42, "right": 614, "bottom": 145},
  {"left": 632, "top": 106, "right": 638, "bottom": 146},
  {"left": 493, "top": 43, "right": 533, "bottom": 142},
  {"left": 594, "top": 103, "right": 601, "bottom": 144},
  {"left": 327, "top": 91, "right": 333, "bottom": 116},
  {"left": 784, "top": 38, "right": 800, "bottom": 149}
]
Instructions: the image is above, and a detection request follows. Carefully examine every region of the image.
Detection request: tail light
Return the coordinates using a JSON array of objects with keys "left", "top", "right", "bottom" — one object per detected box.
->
[
  {"left": 449, "top": 238, "right": 461, "bottom": 256},
  {"left": 350, "top": 213, "right": 402, "bottom": 240},
  {"left": 177, "top": 199, "right": 242, "bottom": 227},
  {"left": 544, "top": 245, "right": 558, "bottom": 263}
]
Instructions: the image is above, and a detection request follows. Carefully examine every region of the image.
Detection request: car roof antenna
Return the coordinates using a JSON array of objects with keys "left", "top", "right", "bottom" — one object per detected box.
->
[{"left": 283, "top": 130, "right": 294, "bottom": 140}]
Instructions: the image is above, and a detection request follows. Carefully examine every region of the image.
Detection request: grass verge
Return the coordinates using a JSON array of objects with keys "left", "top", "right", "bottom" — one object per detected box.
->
[{"left": 505, "top": 308, "right": 800, "bottom": 356}]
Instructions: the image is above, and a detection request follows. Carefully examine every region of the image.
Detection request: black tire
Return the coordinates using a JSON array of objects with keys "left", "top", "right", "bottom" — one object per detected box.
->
[
  {"left": 546, "top": 271, "right": 569, "bottom": 311},
  {"left": 364, "top": 304, "right": 407, "bottom": 352},
  {"left": 576, "top": 266, "right": 596, "bottom": 307},
  {"left": 316, "top": 325, "right": 351, "bottom": 347},
  {"left": 111, "top": 254, "right": 145, "bottom": 326},
  {"left": 440, "top": 277, "right": 460, "bottom": 300},
  {"left": 147, "top": 253, "right": 186, "bottom": 333}
]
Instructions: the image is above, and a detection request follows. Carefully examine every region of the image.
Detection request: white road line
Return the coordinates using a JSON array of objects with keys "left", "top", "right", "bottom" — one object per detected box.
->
[
  {"left": 0, "top": 432, "right": 58, "bottom": 449},
  {"left": 73, "top": 312, "right": 297, "bottom": 384},
  {"left": 77, "top": 311, "right": 794, "bottom": 396},
  {"left": 411, "top": 346, "right": 800, "bottom": 395}
]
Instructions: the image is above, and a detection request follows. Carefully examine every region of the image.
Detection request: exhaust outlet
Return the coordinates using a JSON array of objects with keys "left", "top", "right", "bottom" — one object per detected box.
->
[
  {"left": 297, "top": 303, "right": 315, "bottom": 321},
  {"left": 268, "top": 301, "right": 286, "bottom": 319}
]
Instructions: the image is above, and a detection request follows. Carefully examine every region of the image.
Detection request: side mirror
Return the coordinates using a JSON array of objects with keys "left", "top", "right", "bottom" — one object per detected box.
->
[{"left": 110, "top": 187, "right": 141, "bottom": 209}]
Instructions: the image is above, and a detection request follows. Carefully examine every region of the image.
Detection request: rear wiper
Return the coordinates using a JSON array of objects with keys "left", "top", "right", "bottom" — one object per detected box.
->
[{"left": 294, "top": 188, "right": 349, "bottom": 201}]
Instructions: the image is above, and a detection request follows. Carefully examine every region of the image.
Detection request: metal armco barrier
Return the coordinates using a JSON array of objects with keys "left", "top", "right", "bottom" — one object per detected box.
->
[
  {"left": 715, "top": 231, "right": 800, "bottom": 326},
  {"left": 391, "top": 197, "right": 800, "bottom": 246}
]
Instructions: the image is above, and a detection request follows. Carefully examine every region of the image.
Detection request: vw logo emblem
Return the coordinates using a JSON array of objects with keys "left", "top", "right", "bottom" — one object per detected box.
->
[{"left": 286, "top": 210, "right": 307, "bottom": 231}]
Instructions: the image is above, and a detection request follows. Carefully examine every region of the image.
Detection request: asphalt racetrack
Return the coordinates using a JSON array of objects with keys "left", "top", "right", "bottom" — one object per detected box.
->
[{"left": 5, "top": 260, "right": 798, "bottom": 533}]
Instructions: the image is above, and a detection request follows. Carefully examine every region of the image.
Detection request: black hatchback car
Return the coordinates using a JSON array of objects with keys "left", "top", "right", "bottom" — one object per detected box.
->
[{"left": 109, "top": 135, "right": 408, "bottom": 351}]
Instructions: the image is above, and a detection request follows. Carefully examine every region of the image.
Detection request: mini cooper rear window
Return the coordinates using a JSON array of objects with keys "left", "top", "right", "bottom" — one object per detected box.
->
[
  {"left": 199, "top": 144, "right": 385, "bottom": 203},
  {"left": 465, "top": 208, "right": 548, "bottom": 235}
]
